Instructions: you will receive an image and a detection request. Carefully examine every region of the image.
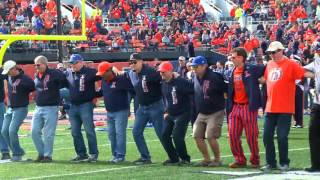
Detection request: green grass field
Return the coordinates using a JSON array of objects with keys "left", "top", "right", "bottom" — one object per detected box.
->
[{"left": 0, "top": 111, "right": 312, "bottom": 180}]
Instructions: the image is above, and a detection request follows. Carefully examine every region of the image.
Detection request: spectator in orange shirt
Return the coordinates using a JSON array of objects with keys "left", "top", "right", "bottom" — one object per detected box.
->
[{"left": 260, "top": 41, "right": 314, "bottom": 172}]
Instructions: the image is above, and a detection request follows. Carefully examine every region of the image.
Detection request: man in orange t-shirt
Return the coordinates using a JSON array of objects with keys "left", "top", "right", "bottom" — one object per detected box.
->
[
  {"left": 261, "top": 41, "right": 314, "bottom": 172},
  {"left": 227, "top": 48, "right": 265, "bottom": 169}
]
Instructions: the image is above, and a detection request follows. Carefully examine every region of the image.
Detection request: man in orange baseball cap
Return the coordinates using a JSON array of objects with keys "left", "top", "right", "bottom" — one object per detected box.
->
[
  {"left": 158, "top": 61, "right": 194, "bottom": 165},
  {"left": 96, "top": 61, "right": 134, "bottom": 163}
]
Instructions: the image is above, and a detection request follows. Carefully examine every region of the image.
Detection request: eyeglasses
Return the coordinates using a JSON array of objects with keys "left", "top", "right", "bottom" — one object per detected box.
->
[
  {"left": 129, "top": 61, "right": 138, "bottom": 65},
  {"left": 269, "top": 50, "right": 281, "bottom": 55},
  {"left": 191, "top": 66, "right": 199, "bottom": 69}
]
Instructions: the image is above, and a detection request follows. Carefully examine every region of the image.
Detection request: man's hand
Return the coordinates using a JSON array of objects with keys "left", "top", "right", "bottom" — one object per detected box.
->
[{"left": 259, "top": 77, "right": 266, "bottom": 84}]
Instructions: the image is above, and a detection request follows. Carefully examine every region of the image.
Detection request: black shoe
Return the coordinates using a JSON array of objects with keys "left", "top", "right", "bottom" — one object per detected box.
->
[
  {"left": 58, "top": 114, "right": 67, "bottom": 120},
  {"left": 179, "top": 159, "right": 191, "bottom": 165},
  {"left": 260, "top": 164, "right": 277, "bottom": 172},
  {"left": 34, "top": 155, "right": 44, "bottom": 162},
  {"left": 87, "top": 155, "right": 98, "bottom": 163},
  {"left": 133, "top": 158, "right": 152, "bottom": 165},
  {"left": 305, "top": 167, "right": 320, "bottom": 172},
  {"left": 1, "top": 153, "right": 11, "bottom": 160},
  {"left": 41, "top": 156, "right": 53, "bottom": 163},
  {"left": 162, "top": 159, "right": 179, "bottom": 165},
  {"left": 70, "top": 155, "right": 88, "bottom": 162}
]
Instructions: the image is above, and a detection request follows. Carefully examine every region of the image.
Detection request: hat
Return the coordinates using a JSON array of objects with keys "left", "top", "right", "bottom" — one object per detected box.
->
[
  {"left": 178, "top": 56, "right": 186, "bottom": 61},
  {"left": 2, "top": 60, "right": 16, "bottom": 75},
  {"left": 158, "top": 61, "right": 173, "bottom": 72},
  {"left": 96, "top": 62, "right": 112, "bottom": 76},
  {"left": 129, "top": 53, "right": 142, "bottom": 61},
  {"left": 69, "top": 54, "right": 83, "bottom": 64},
  {"left": 266, "top": 41, "right": 285, "bottom": 52},
  {"left": 190, "top": 56, "right": 207, "bottom": 66}
]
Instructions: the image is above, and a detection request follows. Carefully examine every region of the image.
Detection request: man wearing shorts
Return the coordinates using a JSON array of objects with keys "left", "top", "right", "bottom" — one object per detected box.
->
[{"left": 191, "top": 56, "right": 227, "bottom": 167}]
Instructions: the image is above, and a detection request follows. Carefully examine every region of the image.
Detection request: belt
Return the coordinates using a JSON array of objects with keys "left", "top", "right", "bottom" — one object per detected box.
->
[{"left": 233, "top": 102, "right": 248, "bottom": 105}]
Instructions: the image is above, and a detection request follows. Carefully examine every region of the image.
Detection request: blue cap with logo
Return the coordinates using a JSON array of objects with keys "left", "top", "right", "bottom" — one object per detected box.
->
[
  {"left": 190, "top": 56, "right": 207, "bottom": 66},
  {"left": 69, "top": 54, "right": 83, "bottom": 64}
]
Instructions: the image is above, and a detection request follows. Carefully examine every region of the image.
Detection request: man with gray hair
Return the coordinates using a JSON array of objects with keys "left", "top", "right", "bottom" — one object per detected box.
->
[
  {"left": 177, "top": 56, "right": 187, "bottom": 78},
  {"left": 31, "top": 56, "right": 68, "bottom": 163}
]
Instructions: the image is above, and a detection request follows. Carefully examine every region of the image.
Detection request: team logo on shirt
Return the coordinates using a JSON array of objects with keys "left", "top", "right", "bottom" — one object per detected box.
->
[
  {"left": 268, "top": 68, "right": 283, "bottom": 82},
  {"left": 234, "top": 74, "right": 242, "bottom": 82},
  {"left": 43, "top": 75, "right": 50, "bottom": 90},
  {"left": 12, "top": 79, "right": 21, "bottom": 94},
  {"left": 245, "top": 71, "right": 251, "bottom": 77},
  {"left": 111, "top": 82, "right": 116, "bottom": 88},
  {"left": 203, "top": 80, "right": 210, "bottom": 100}
]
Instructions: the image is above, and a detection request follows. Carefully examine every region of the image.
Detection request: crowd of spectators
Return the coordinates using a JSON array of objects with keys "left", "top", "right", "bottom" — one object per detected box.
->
[
  {"left": 0, "top": 0, "right": 319, "bottom": 58},
  {"left": 230, "top": 0, "right": 317, "bottom": 21}
]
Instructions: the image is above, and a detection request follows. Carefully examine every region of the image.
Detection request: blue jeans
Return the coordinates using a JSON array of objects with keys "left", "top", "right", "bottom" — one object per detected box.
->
[
  {"left": 0, "top": 102, "right": 9, "bottom": 154},
  {"left": 107, "top": 109, "right": 129, "bottom": 159},
  {"left": 31, "top": 106, "right": 59, "bottom": 157},
  {"left": 60, "top": 88, "right": 71, "bottom": 114},
  {"left": 69, "top": 102, "right": 98, "bottom": 157},
  {"left": 1, "top": 107, "right": 28, "bottom": 156},
  {"left": 132, "top": 100, "right": 164, "bottom": 160},
  {"left": 263, "top": 113, "right": 292, "bottom": 167}
]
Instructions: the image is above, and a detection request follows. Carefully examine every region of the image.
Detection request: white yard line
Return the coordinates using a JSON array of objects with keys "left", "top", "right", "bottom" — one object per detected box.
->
[
  {"left": 19, "top": 166, "right": 139, "bottom": 180},
  {"left": 26, "top": 139, "right": 161, "bottom": 153},
  {"left": 19, "top": 147, "right": 310, "bottom": 180}
]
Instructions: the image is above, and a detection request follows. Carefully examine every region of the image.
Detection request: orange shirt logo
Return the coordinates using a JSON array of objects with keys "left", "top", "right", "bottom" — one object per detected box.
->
[{"left": 268, "top": 68, "right": 283, "bottom": 81}]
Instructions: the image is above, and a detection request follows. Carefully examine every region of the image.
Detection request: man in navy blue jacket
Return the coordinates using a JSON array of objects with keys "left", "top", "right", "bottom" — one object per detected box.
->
[
  {"left": 226, "top": 47, "right": 265, "bottom": 168},
  {"left": 66, "top": 54, "right": 101, "bottom": 162},
  {"left": 1, "top": 60, "right": 35, "bottom": 162},
  {"left": 127, "top": 53, "right": 164, "bottom": 165},
  {"left": 96, "top": 62, "right": 134, "bottom": 163},
  {"left": 191, "top": 56, "right": 227, "bottom": 167},
  {"left": 31, "top": 56, "right": 68, "bottom": 163},
  {"left": 159, "top": 61, "right": 194, "bottom": 165}
]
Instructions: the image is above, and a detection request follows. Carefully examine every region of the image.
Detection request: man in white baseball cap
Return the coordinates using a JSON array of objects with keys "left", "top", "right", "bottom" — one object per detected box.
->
[
  {"left": 2, "top": 60, "right": 16, "bottom": 75},
  {"left": 266, "top": 41, "right": 285, "bottom": 52},
  {"left": 1, "top": 60, "right": 35, "bottom": 161}
]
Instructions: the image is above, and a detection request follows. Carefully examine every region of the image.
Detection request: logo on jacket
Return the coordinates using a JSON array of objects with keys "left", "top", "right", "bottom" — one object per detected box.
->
[
  {"left": 12, "top": 79, "right": 21, "bottom": 94},
  {"left": 268, "top": 68, "right": 283, "bottom": 82},
  {"left": 111, "top": 82, "right": 116, "bottom": 88},
  {"left": 43, "top": 75, "right": 50, "bottom": 90},
  {"left": 245, "top": 71, "right": 251, "bottom": 77},
  {"left": 203, "top": 80, "right": 210, "bottom": 99}
]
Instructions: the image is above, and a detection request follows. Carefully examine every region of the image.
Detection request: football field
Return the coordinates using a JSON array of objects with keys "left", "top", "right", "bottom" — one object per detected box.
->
[{"left": 0, "top": 108, "right": 315, "bottom": 180}]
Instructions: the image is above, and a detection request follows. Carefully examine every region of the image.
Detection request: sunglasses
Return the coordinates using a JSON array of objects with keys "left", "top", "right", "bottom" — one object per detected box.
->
[
  {"left": 269, "top": 50, "right": 281, "bottom": 55},
  {"left": 191, "top": 66, "right": 199, "bottom": 69},
  {"left": 129, "top": 61, "right": 138, "bottom": 65}
]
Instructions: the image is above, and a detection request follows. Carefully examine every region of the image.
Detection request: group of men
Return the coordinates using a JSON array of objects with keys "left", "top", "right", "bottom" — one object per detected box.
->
[{"left": 0, "top": 41, "right": 319, "bottom": 173}]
